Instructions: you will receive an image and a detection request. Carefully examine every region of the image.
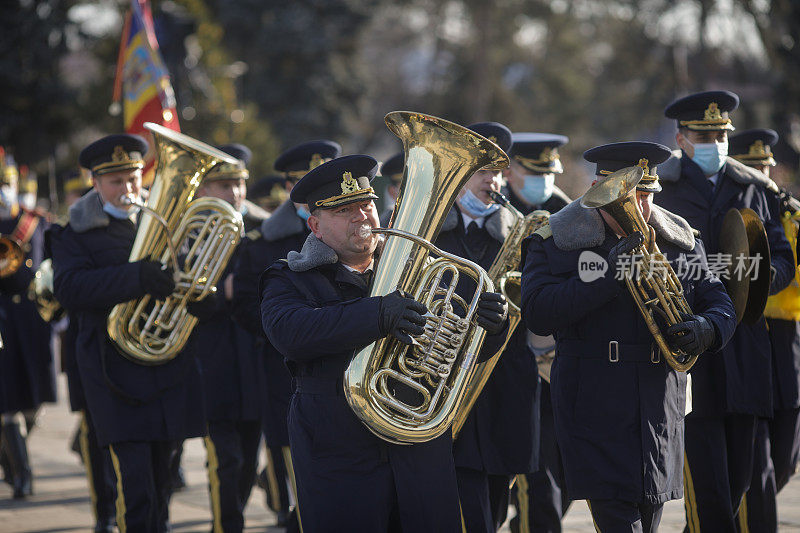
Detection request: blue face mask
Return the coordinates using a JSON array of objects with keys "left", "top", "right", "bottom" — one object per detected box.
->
[
  {"left": 689, "top": 141, "right": 728, "bottom": 176},
  {"left": 103, "top": 201, "right": 139, "bottom": 220},
  {"left": 520, "top": 174, "right": 555, "bottom": 205},
  {"left": 459, "top": 189, "right": 500, "bottom": 218},
  {"left": 296, "top": 205, "right": 310, "bottom": 221}
]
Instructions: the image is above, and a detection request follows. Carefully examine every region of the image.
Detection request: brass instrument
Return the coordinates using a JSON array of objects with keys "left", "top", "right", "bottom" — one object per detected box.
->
[
  {"left": 107, "top": 122, "right": 244, "bottom": 365},
  {"left": 344, "top": 111, "right": 509, "bottom": 444},
  {"left": 581, "top": 166, "right": 697, "bottom": 372},
  {"left": 28, "top": 259, "right": 64, "bottom": 322},
  {"left": 452, "top": 192, "right": 549, "bottom": 437},
  {"left": 0, "top": 235, "right": 24, "bottom": 278}
]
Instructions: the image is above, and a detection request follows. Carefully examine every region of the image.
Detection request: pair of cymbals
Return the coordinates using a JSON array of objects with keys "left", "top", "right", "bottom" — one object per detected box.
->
[{"left": 718, "top": 208, "right": 771, "bottom": 324}]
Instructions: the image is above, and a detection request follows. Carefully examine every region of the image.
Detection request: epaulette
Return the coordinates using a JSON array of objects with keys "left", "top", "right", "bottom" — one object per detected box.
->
[
  {"left": 692, "top": 228, "right": 701, "bottom": 238},
  {"left": 245, "top": 229, "right": 262, "bottom": 241},
  {"left": 533, "top": 223, "right": 552, "bottom": 240}
]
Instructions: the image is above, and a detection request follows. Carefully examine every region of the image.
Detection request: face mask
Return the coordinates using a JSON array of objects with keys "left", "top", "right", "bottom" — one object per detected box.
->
[
  {"left": 296, "top": 206, "right": 310, "bottom": 221},
  {"left": 103, "top": 201, "right": 139, "bottom": 220},
  {"left": 520, "top": 174, "right": 555, "bottom": 205},
  {"left": 688, "top": 140, "right": 728, "bottom": 176},
  {"left": 459, "top": 189, "right": 500, "bottom": 218},
  {"left": 0, "top": 186, "right": 18, "bottom": 214},
  {"left": 20, "top": 193, "right": 36, "bottom": 210}
]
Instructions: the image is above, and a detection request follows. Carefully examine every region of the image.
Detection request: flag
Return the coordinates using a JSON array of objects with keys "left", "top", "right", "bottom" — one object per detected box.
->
[{"left": 112, "top": 0, "right": 180, "bottom": 184}]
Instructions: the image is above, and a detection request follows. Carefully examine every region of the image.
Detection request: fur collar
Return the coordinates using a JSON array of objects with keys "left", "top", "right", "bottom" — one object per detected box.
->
[
  {"left": 260, "top": 199, "right": 306, "bottom": 242},
  {"left": 287, "top": 233, "right": 339, "bottom": 272},
  {"left": 68, "top": 190, "right": 110, "bottom": 233},
  {"left": 440, "top": 204, "right": 517, "bottom": 242},
  {"left": 659, "top": 150, "right": 779, "bottom": 193},
  {"left": 549, "top": 198, "right": 695, "bottom": 251}
]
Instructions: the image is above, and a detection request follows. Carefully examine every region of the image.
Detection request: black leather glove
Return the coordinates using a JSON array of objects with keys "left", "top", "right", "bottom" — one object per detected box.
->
[
  {"left": 379, "top": 289, "right": 428, "bottom": 346},
  {"left": 139, "top": 260, "right": 176, "bottom": 300},
  {"left": 186, "top": 292, "right": 219, "bottom": 321},
  {"left": 665, "top": 314, "right": 716, "bottom": 357},
  {"left": 476, "top": 291, "right": 508, "bottom": 335},
  {"left": 607, "top": 231, "right": 645, "bottom": 284}
]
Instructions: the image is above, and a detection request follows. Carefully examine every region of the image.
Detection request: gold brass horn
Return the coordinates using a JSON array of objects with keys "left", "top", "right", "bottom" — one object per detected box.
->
[
  {"left": 581, "top": 166, "right": 697, "bottom": 372},
  {"left": 344, "top": 111, "right": 509, "bottom": 444},
  {"left": 28, "top": 258, "right": 64, "bottom": 322},
  {"left": 107, "top": 122, "right": 244, "bottom": 365},
  {"left": 452, "top": 192, "right": 550, "bottom": 438},
  {"left": 0, "top": 235, "right": 24, "bottom": 278}
]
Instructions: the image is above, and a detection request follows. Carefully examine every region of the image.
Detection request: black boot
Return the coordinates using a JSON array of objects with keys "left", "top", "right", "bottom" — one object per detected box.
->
[
  {"left": 1, "top": 421, "right": 33, "bottom": 498},
  {"left": 0, "top": 438, "right": 11, "bottom": 485}
]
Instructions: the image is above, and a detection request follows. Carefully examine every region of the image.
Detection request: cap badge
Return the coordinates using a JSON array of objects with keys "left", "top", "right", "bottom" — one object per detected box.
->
[
  {"left": 704, "top": 103, "right": 723, "bottom": 121},
  {"left": 637, "top": 158, "right": 650, "bottom": 175},
  {"left": 341, "top": 171, "right": 360, "bottom": 194},
  {"left": 310, "top": 153, "right": 324, "bottom": 170}
]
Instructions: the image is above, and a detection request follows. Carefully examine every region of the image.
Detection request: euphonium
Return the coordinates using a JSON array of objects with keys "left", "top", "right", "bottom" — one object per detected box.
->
[
  {"left": 0, "top": 235, "right": 24, "bottom": 278},
  {"left": 581, "top": 166, "right": 697, "bottom": 372},
  {"left": 344, "top": 111, "right": 509, "bottom": 444},
  {"left": 107, "top": 122, "right": 244, "bottom": 365},
  {"left": 452, "top": 192, "right": 550, "bottom": 437}
]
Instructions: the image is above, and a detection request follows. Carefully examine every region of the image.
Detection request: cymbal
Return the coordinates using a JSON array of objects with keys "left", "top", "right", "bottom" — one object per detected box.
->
[
  {"left": 718, "top": 208, "right": 750, "bottom": 325},
  {"left": 741, "top": 208, "right": 771, "bottom": 324}
]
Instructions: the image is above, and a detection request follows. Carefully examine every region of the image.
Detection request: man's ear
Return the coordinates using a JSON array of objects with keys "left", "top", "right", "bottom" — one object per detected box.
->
[{"left": 307, "top": 214, "right": 321, "bottom": 237}]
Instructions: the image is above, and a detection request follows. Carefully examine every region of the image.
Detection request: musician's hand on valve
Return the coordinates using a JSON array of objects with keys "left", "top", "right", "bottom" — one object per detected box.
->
[
  {"left": 380, "top": 290, "right": 428, "bottom": 346},
  {"left": 665, "top": 314, "right": 716, "bottom": 357},
  {"left": 476, "top": 291, "right": 508, "bottom": 335},
  {"left": 139, "top": 260, "right": 176, "bottom": 299},
  {"left": 607, "top": 231, "right": 645, "bottom": 285}
]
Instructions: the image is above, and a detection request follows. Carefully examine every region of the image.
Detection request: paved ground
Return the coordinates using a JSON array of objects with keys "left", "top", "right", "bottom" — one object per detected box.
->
[{"left": 1, "top": 377, "right": 799, "bottom": 532}]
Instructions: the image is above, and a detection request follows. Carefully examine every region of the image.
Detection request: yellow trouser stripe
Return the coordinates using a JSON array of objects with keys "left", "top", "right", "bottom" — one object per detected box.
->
[
  {"left": 204, "top": 436, "right": 224, "bottom": 533},
  {"left": 78, "top": 412, "right": 99, "bottom": 521},
  {"left": 738, "top": 493, "right": 750, "bottom": 533},
  {"left": 264, "top": 446, "right": 282, "bottom": 512},
  {"left": 515, "top": 474, "right": 531, "bottom": 533},
  {"left": 458, "top": 500, "right": 467, "bottom": 533},
  {"left": 586, "top": 500, "right": 601, "bottom": 533},
  {"left": 683, "top": 452, "right": 701, "bottom": 532},
  {"left": 108, "top": 445, "right": 127, "bottom": 533},
  {"left": 281, "top": 446, "right": 303, "bottom": 533}
]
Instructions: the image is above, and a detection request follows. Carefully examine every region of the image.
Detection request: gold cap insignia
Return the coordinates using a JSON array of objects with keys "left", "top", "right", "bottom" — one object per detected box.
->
[
  {"left": 112, "top": 145, "right": 131, "bottom": 163},
  {"left": 488, "top": 135, "right": 498, "bottom": 144},
  {"left": 637, "top": 158, "right": 650, "bottom": 175},
  {"left": 540, "top": 147, "right": 559, "bottom": 162},
  {"left": 341, "top": 171, "right": 360, "bottom": 194},
  {"left": 310, "top": 153, "right": 324, "bottom": 170},
  {"left": 704, "top": 103, "right": 722, "bottom": 121}
]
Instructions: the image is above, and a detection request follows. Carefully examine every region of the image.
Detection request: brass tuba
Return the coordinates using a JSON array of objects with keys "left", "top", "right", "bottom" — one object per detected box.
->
[
  {"left": 344, "top": 111, "right": 509, "bottom": 444},
  {"left": 581, "top": 166, "right": 697, "bottom": 372},
  {"left": 107, "top": 122, "right": 244, "bottom": 365},
  {"left": 29, "top": 259, "right": 64, "bottom": 322},
  {"left": 452, "top": 192, "right": 549, "bottom": 437},
  {"left": 0, "top": 236, "right": 24, "bottom": 278}
]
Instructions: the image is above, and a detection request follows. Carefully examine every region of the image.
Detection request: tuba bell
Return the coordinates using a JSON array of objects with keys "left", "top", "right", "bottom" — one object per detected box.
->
[
  {"left": 451, "top": 192, "right": 550, "bottom": 437},
  {"left": 0, "top": 235, "right": 24, "bottom": 278},
  {"left": 107, "top": 122, "right": 244, "bottom": 365},
  {"left": 581, "top": 166, "right": 697, "bottom": 372},
  {"left": 344, "top": 111, "right": 509, "bottom": 444}
]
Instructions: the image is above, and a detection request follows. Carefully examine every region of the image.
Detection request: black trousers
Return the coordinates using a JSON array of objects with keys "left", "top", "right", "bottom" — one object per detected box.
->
[
  {"left": 742, "top": 407, "right": 800, "bottom": 532},
  {"left": 108, "top": 440, "right": 175, "bottom": 533},
  {"left": 455, "top": 466, "right": 510, "bottom": 533},
  {"left": 587, "top": 499, "right": 663, "bottom": 533},
  {"left": 511, "top": 384, "right": 570, "bottom": 533},
  {"left": 204, "top": 419, "right": 262, "bottom": 533},
  {"left": 683, "top": 413, "right": 757, "bottom": 532},
  {"left": 79, "top": 410, "right": 116, "bottom": 527}
]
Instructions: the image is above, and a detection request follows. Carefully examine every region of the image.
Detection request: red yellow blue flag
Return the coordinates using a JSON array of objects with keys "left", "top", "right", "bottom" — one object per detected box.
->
[{"left": 112, "top": 0, "right": 180, "bottom": 184}]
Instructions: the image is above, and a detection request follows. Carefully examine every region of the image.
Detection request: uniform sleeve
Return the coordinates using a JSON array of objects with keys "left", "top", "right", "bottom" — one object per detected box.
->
[
  {"left": 51, "top": 227, "right": 144, "bottom": 312},
  {"left": 520, "top": 236, "right": 622, "bottom": 336},
  {"left": 260, "top": 268, "right": 384, "bottom": 362},
  {"left": 231, "top": 239, "right": 265, "bottom": 336},
  {"left": 764, "top": 190, "right": 796, "bottom": 295},
  {"left": 687, "top": 239, "right": 737, "bottom": 352}
]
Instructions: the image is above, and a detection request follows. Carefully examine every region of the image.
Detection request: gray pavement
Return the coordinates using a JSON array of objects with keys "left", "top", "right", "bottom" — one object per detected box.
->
[{"left": 1, "top": 377, "right": 800, "bottom": 532}]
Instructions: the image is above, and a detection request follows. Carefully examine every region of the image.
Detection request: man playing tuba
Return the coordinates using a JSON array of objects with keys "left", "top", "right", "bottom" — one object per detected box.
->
[
  {"left": 521, "top": 141, "right": 737, "bottom": 531},
  {"left": 51, "top": 134, "right": 207, "bottom": 532},
  {"left": 259, "top": 154, "right": 510, "bottom": 531}
]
